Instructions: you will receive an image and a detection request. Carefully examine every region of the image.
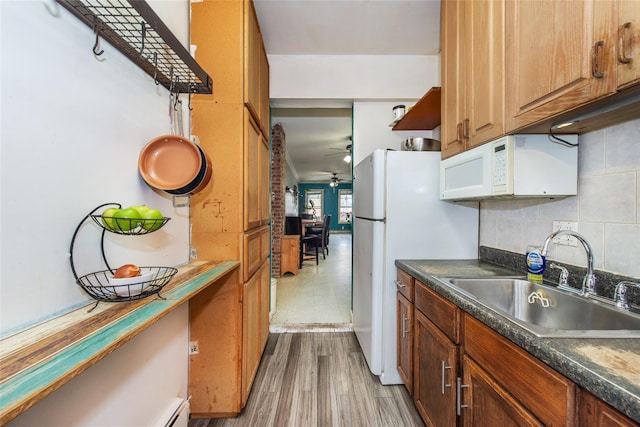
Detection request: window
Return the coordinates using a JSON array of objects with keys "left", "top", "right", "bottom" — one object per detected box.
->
[
  {"left": 305, "top": 190, "right": 323, "bottom": 220},
  {"left": 338, "top": 189, "right": 352, "bottom": 224}
]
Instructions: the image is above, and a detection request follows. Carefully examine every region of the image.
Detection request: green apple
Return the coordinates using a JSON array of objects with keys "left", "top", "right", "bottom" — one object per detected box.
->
[
  {"left": 113, "top": 207, "right": 142, "bottom": 231},
  {"left": 101, "top": 207, "right": 119, "bottom": 230},
  {"left": 131, "top": 205, "right": 151, "bottom": 216},
  {"left": 140, "top": 208, "right": 164, "bottom": 232}
]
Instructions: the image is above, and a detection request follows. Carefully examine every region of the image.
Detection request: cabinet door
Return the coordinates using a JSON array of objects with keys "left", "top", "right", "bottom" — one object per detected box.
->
[
  {"left": 505, "top": 0, "right": 615, "bottom": 132},
  {"left": 414, "top": 310, "right": 458, "bottom": 427},
  {"left": 245, "top": 110, "right": 261, "bottom": 230},
  {"left": 441, "top": 0, "right": 466, "bottom": 159},
  {"left": 460, "top": 356, "right": 544, "bottom": 427},
  {"left": 464, "top": 0, "right": 504, "bottom": 149},
  {"left": 617, "top": 0, "right": 640, "bottom": 88},
  {"left": 259, "top": 39, "right": 270, "bottom": 135},
  {"left": 242, "top": 260, "right": 268, "bottom": 404},
  {"left": 258, "top": 259, "right": 270, "bottom": 350},
  {"left": 580, "top": 389, "right": 639, "bottom": 427},
  {"left": 260, "top": 133, "right": 271, "bottom": 226},
  {"left": 244, "top": 0, "right": 261, "bottom": 122},
  {"left": 397, "top": 293, "right": 414, "bottom": 394}
]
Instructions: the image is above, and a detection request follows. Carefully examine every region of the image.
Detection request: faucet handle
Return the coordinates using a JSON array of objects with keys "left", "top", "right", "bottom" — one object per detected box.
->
[
  {"left": 549, "top": 263, "right": 569, "bottom": 286},
  {"left": 615, "top": 281, "right": 640, "bottom": 310}
]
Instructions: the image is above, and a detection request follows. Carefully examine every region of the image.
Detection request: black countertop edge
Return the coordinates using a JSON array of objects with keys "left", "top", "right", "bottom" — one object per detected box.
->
[{"left": 395, "top": 259, "right": 640, "bottom": 424}]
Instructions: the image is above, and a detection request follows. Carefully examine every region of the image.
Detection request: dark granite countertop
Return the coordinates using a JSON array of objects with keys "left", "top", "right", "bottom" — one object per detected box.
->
[{"left": 396, "top": 259, "right": 640, "bottom": 423}]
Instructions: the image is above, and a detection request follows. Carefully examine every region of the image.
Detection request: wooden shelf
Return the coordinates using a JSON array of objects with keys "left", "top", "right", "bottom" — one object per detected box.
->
[
  {"left": 391, "top": 87, "right": 441, "bottom": 130},
  {"left": 0, "top": 260, "right": 239, "bottom": 425}
]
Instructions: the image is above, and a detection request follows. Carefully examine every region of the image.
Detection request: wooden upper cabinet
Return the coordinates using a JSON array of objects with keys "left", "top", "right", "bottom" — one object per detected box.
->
[
  {"left": 441, "top": 0, "right": 504, "bottom": 159},
  {"left": 244, "top": 0, "right": 261, "bottom": 121},
  {"left": 617, "top": 0, "right": 640, "bottom": 89},
  {"left": 259, "top": 40, "right": 270, "bottom": 136},
  {"left": 505, "top": 0, "right": 616, "bottom": 132},
  {"left": 441, "top": 0, "right": 466, "bottom": 159},
  {"left": 259, "top": 131, "right": 270, "bottom": 226},
  {"left": 244, "top": 0, "right": 270, "bottom": 135},
  {"left": 464, "top": 0, "right": 504, "bottom": 149},
  {"left": 245, "top": 110, "right": 261, "bottom": 231}
]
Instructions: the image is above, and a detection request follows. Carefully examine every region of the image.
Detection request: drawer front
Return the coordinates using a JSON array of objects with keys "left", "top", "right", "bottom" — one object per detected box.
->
[
  {"left": 415, "top": 280, "right": 459, "bottom": 343},
  {"left": 243, "top": 228, "right": 263, "bottom": 281},
  {"left": 464, "top": 315, "right": 576, "bottom": 426},
  {"left": 396, "top": 269, "right": 415, "bottom": 302}
]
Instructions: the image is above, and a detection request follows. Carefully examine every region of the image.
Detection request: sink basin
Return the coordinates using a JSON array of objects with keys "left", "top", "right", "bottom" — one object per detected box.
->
[{"left": 436, "top": 277, "right": 640, "bottom": 338}]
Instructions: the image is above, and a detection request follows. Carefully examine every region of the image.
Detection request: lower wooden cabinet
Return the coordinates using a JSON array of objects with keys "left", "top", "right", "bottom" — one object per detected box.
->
[
  {"left": 414, "top": 309, "right": 458, "bottom": 427},
  {"left": 189, "top": 261, "right": 270, "bottom": 418},
  {"left": 397, "top": 268, "right": 637, "bottom": 427},
  {"left": 580, "top": 390, "right": 639, "bottom": 427},
  {"left": 461, "top": 355, "right": 543, "bottom": 426},
  {"left": 396, "top": 292, "right": 414, "bottom": 393},
  {"left": 242, "top": 260, "right": 270, "bottom": 402}
]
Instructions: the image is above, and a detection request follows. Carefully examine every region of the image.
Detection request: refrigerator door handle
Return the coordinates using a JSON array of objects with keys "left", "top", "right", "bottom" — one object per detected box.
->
[{"left": 354, "top": 216, "right": 386, "bottom": 223}]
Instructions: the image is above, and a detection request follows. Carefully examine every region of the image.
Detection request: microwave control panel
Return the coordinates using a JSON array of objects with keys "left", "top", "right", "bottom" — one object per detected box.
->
[{"left": 491, "top": 139, "right": 512, "bottom": 194}]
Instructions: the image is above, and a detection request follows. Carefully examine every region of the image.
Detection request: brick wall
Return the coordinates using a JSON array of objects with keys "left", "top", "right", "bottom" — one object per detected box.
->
[{"left": 271, "top": 123, "right": 286, "bottom": 277}]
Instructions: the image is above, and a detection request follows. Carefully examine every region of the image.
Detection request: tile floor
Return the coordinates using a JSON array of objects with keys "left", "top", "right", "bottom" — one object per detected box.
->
[{"left": 270, "top": 233, "right": 353, "bottom": 332}]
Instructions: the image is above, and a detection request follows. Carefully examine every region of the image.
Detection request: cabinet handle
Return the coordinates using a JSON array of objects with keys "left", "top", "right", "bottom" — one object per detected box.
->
[
  {"left": 618, "top": 22, "right": 632, "bottom": 64},
  {"left": 456, "top": 122, "right": 463, "bottom": 143},
  {"left": 592, "top": 40, "right": 605, "bottom": 78},
  {"left": 456, "top": 377, "right": 469, "bottom": 416},
  {"left": 441, "top": 360, "right": 452, "bottom": 394},
  {"left": 462, "top": 118, "right": 470, "bottom": 140},
  {"left": 394, "top": 280, "right": 406, "bottom": 290},
  {"left": 402, "top": 315, "right": 410, "bottom": 338}
]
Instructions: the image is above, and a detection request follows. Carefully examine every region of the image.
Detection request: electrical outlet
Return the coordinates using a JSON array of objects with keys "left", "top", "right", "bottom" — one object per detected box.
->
[
  {"left": 190, "top": 248, "right": 198, "bottom": 259},
  {"left": 189, "top": 341, "right": 199, "bottom": 355},
  {"left": 552, "top": 221, "right": 578, "bottom": 246}
]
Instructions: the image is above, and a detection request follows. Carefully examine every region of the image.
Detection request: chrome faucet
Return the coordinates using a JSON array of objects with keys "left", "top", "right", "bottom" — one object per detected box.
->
[{"left": 541, "top": 230, "right": 596, "bottom": 297}]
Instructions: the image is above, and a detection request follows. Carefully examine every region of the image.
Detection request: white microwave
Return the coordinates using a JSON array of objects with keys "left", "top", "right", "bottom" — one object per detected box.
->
[{"left": 440, "top": 134, "right": 578, "bottom": 201}]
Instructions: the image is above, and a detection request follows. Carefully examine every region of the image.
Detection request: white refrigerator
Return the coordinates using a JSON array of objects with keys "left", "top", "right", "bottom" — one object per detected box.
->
[{"left": 353, "top": 149, "right": 478, "bottom": 385}]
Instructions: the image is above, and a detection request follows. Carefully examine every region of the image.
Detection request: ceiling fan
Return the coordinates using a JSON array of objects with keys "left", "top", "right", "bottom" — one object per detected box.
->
[
  {"left": 328, "top": 173, "right": 346, "bottom": 187},
  {"left": 326, "top": 143, "right": 352, "bottom": 163}
]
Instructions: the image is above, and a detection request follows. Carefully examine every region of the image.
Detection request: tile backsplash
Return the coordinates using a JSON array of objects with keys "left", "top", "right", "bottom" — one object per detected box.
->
[{"left": 479, "top": 118, "right": 640, "bottom": 279}]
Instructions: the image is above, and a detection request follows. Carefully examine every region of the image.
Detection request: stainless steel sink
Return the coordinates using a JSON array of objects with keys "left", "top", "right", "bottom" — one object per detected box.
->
[{"left": 436, "top": 277, "right": 640, "bottom": 338}]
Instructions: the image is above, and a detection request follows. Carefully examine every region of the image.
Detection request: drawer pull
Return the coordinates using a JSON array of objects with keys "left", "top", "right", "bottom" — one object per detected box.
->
[
  {"left": 592, "top": 40, "right": 605, "bottom": 78},
  {"left": 402, "top": 315, "right": 410, "bottom": 338},
  {"left": 394, "top": 280, "right": 406, "bottom": 290},
  {"left": 618, "top": 22, "right": 632, "bottom": 64},
  {"left": 441, "top": 360, "right": 452, "bottom": 394},
  {"left": 456, "top": 377, "right": 469, "bottom": 415}
]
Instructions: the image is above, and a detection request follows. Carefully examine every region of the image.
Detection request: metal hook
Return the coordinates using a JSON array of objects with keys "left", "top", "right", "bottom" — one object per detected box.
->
[
  {"left": 139, "top": 22, "right": 146, "bottom": 57},
  {"left": 187, "top": 81, "right": 195, "bottom": 110},
  {"left": 174, "top": 75, "right": 181, "bottom": 109},
  {"left": 153, "top": 52, "right": 159, "bottom": 85},
  {"left": 93, "top": 22, "right": 104, "bottom": 56}
]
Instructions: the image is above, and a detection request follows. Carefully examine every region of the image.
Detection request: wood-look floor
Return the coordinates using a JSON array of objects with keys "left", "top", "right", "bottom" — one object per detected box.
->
[{"left": 188, "top": 332, "right": 424, "bottom": 427}]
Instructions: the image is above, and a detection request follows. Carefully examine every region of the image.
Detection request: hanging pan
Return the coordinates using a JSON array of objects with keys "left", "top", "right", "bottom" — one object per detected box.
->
[{"left": 138, "top": 134, "right": 202, "bottom": 191}]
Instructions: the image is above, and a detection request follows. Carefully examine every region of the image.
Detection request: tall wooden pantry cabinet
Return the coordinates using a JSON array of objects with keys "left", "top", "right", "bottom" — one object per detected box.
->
[{"left": 188, "top": 0, "right": 271, "bottom": 418}]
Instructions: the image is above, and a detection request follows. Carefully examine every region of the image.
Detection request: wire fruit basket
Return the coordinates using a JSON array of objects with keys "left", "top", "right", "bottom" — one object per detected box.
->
[
  {"left": 69, "top": 203, "right": 177, "bottom": 308},
  {"left": 76, "top": 267, "right": 177, "bottom": 301}
]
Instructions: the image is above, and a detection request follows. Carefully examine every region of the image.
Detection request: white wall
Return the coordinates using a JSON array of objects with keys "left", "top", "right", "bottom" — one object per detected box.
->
[
  {"left": 6, "top": 304, "right": 189, "bottom": 427},
  {"left": 269, "top": 54, "right": 440, "bottom": 102},
  {"left": 352, "top": 102, "right": 438, "bottom": 166},
  {"left": 1, "top": 1, "right": 192, "bottom": 425},
  {"left": 268, "top": 53, "right": 441, "bottom": 166},
  {"left": 480, "top": 119, "right": 640, "bottom": 278},
  {"left": 1, "top": 1, "right": 191, "bottom": 335}
]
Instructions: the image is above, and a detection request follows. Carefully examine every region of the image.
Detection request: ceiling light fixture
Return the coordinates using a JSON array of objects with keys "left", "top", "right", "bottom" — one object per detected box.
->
[{"left": 344, "top": 154, "right": 352, "bottom": 163}]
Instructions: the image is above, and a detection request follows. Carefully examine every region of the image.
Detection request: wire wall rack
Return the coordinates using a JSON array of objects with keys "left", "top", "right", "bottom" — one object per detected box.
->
[{"left": 56, "top": 0, "right": 213, "bottom": 94}]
